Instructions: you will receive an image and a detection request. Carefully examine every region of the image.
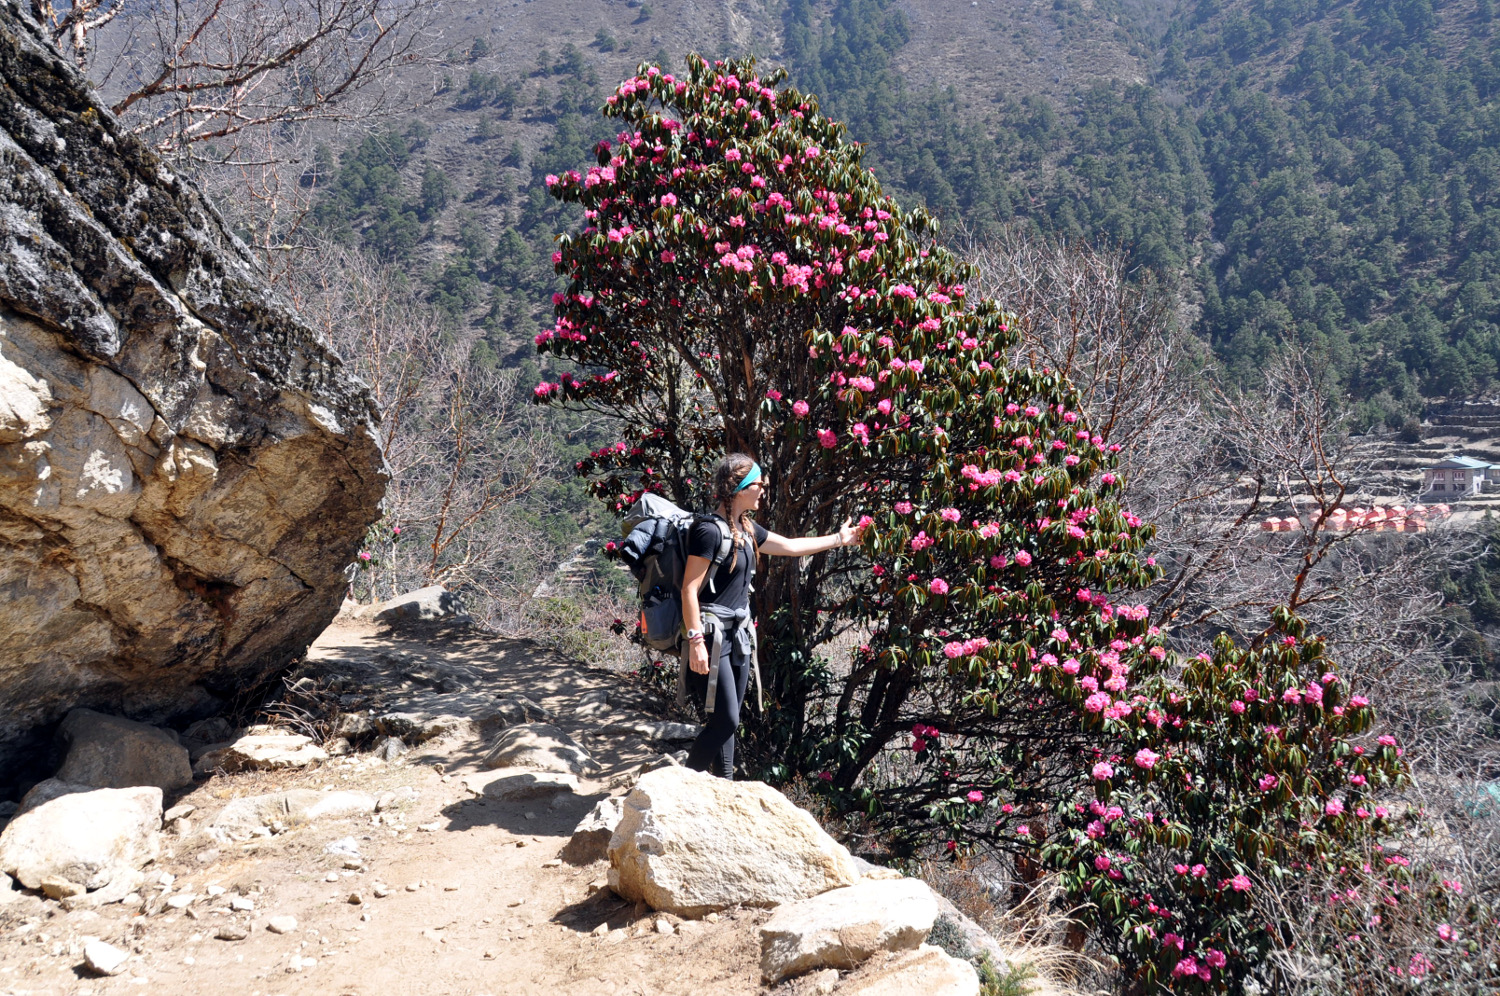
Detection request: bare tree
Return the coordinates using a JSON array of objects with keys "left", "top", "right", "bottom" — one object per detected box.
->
[
  {"left": 36, "top": 0, "right": 433, "bottom": 159},
  {"left": 289, "top": 245, "right": 562, "bottom": 624}
]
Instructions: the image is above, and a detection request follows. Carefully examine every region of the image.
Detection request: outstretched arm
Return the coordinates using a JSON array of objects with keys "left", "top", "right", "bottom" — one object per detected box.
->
[{"left": 760, "top": 518, "right": 861, "bottom": 557}]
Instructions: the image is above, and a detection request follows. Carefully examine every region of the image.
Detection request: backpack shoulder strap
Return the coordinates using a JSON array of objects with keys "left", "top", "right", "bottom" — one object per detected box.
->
[{"left": 696, "top": 513, "right": 735, "bottom": 595}]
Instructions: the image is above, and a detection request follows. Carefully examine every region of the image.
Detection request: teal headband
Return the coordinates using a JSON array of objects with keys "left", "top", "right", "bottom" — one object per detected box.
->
[{"left": 733, "top": 463, "right": 763, "bottom": 492}]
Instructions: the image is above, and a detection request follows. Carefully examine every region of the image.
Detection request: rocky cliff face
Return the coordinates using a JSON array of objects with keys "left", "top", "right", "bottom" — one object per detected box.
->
[{"left": 0, "top": 0, "right": 386, "bottom": 786}]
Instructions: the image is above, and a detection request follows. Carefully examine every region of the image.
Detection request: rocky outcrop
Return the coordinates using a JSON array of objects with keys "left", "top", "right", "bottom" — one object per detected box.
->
[
  {"left": 0, "top": 0, "right": 386, "bottom": 781},
  {"left": 607, "top": 766, "right": 860, "bottom": 917},
  {"left": 482, "top": 723, "right": 599, "bottom": 775}
]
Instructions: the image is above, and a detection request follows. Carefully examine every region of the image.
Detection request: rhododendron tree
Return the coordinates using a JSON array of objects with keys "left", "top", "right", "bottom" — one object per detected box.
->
[
  {"left": 533, "top": 53, "right": 1159, "bottom": 829},
  {"left": 1035, "top": 609, "right": 1433, "bottom": 992},
  {"left": 531, "top": 54, "right": 1457, "bottom": 994}
]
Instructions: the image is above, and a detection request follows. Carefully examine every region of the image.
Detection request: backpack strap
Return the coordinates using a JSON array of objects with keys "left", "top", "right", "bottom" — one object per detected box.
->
[{"left": 700, "top": 514, "right": 735, "bottom": 595}]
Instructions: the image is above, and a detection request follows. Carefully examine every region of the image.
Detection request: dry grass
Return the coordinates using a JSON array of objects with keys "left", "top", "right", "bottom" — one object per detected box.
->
[{"left": 919, "top": 860, "right": 1111, "bottom": 996}]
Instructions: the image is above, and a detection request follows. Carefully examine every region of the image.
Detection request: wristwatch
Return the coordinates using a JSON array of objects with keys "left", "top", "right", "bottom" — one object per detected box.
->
[{"left": 686, "top": 628, "right": 704, "bottom": 642}]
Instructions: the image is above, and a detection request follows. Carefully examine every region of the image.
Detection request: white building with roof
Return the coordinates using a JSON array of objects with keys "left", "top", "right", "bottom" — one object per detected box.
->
[{"left": 1421, "top": 455, "right": 1499, "bottom": 500}]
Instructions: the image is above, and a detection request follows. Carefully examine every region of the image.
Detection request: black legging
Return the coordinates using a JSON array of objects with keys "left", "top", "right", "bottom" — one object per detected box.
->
[{"left": 684, "top": 640, "right": 750, "bottom": 779}]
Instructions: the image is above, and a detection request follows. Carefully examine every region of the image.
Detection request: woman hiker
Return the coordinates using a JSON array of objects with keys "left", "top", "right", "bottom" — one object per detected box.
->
[{"left": 680, "top": 452, "right": 862, "bottom": 779}]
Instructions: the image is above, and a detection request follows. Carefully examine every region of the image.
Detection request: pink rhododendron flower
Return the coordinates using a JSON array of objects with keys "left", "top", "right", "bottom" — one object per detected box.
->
[
  {"left": 940, "top": 507, "right": 961, "bottom": 522},
  {"left": 816, "top": 428, "right": 836, "bottom": 448},
  {"left": 792, "top": 400, "right": 810, "bottom": 418},
  {"left": 1325, "top": 798, "right": 1345, "bottom": 816},
  {"left": 765, "top": 388, "right": 783, "bottom": 401},
  {"left": 1091, "top": 762, "right": 1114, "bottom": 780},
  {"left": 894, "top": 501, "right": 914, "bottom": 514},
  {"left": 1227, "top": 874, "right": 1252, "bottom": 892},
  {"left": 966, "top": 790, "right": 984, "bottom": 803},
  {"left": 1134, "top": 749, "right": 1160, "bottom": 769},
  {"left": 928, "top": 578, "right": 949, "bottom": 595},
  {"left": 1013, "top": 550, "right": 1032, "bottom": 566}
]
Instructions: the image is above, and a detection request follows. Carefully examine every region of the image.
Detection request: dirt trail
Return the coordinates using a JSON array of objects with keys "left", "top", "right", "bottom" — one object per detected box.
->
[{"left": 0, "top": 617, "right": 773, "bottom": 996}]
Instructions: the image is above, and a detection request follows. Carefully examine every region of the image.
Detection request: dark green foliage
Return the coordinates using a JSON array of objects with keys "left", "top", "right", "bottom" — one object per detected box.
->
[{"left": 777, "top": 0, "right": 1500, "bottom": 422}]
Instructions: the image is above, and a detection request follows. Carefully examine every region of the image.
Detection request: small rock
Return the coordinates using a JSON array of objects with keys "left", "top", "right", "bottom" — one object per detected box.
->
[
  {"left": 376, "top": 737, "right": 408, "bottom": 761},
  {"left": 655, "top": 918, "right": 675, "bottom": 935},
  {"left": 205, "top": 885, "right": 226, "bottom": 897},
  {"left": 323, "top": 836, "right": 363, "bottom": 859},
  {"left": 324, "top": 871, "right": 339, "bottom": 883},
  {"left": 373, "top": 884, "right": 391, "bottom": 898},
  {"left": 515, "top": 839, "right": 528, "bottom": 848},
  {"left": 165, "top": 893, "right": 196, "bottom": 909},
  {"left": 83, "top": 939, "right": 129, "bottom": 976},
  {"left": 374, "top": 786, "right": 418, "bottom": 812},
  {"left": 347, "top": 892, "right": 364, "bottom": 905},
  {"left": 443, "top": 884, "right": 459, "bottom": 892},
  {"left": 231, "top": 896, "right": 254, "bottom": 912},
  {"left": 561, "top": 796, "right": 625, "bottom": 865},
  {"left": 417, "top": 821, "right": 441, "bottom": 833},
  {"left": 343, "top": 858, "right": 364, "bottom": 870},
  {"left": 805, "top": 968, "right": 840, "bottom": 995},
  {"left": 405, "top": 882, "right": 421, "bottom": 892},
  {"left": 215, "top": 924, "right": 249, "bottom": 941},
  {"left": 706, "top": 912, "right": 720, "bottom": 923},
  {"left": 192, "top": 732, "right": 329, "bottom": 775},
  {"left": 40, "top": 875, "right": 86, "bottom": 899},
  {"left": 287, "top": 954, "right": 317, "bottom": 972},
  {"left": 57, "top": 709, "right": 193, "bottom": 792},
  {"left": 163, "top": 804, "right": 197, "bottom": 823},
  {"left": 267, "top": 915, "right": 298, "bottom": 934},
  {"left": 591, "top": 921, "right": 610, "bottom": 936},
  {"left": 541, "top": 859, "right": 561, "bottom": 869},
  {"left": 586, "top": 877, "right": 611, "bottom": 895}
]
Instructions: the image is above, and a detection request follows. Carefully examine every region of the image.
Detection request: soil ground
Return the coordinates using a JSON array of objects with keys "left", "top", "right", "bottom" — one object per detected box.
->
[{"left": 0, "top": 617, "right": 791, "bottom": 996}]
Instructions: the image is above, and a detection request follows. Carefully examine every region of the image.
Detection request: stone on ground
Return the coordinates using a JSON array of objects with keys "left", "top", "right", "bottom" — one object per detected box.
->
[
  {"left": 372, "top": 586, "right": 469, "bottom": 626},
  {"left": 267, "top": 915, "right": 298, "bottom": 934},
  {"left": 607, "top": 766, "right": 859, "bottom": 917},
  {"left": 374, "top": 690, "right": 514, "bottom": 743},
  {"left": 55, "top": 708, "right": 193, "bottom": 792},
  {"left": 600, "top": 717, "right": 701, "bottom": 742},
  {"left": 482, "top": 723, "right": 598, "bottom": 775},
  {"left": 83, "top": 939, "right": 129, "bottom": 976},
  {"left": 842, "top": 944, "right": 980, "bottom": 996},
  {"left": 192, "top": 732, "right": 329, "bottom": 774},
  {"left": 561, "top": 796, "right": 625, "bottom": 865},
  {"left": 759, "top": 878, "right": 939, "bottom": 983},
  {"left": 0, "top": 780, "right": 161, "bottom": 894},
  {"left": 210, "top": 790, "right": 376, "bottom": 839},
  {"left": 496, "top": 695, "right": 552, "bottom": 726},
  {"left": 462, "top": 771, "right": 578, "bottom": 802}
]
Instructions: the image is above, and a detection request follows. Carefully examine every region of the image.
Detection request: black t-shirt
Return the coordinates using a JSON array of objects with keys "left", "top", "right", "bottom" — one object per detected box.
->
[{"left": 688, "top": 517, "right": 768, "bottom": 610}]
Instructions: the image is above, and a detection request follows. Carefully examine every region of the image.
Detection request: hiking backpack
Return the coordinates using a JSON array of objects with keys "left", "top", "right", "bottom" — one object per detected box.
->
[{"left": 617, "top": 493, "right": 734, "bottom": 652}]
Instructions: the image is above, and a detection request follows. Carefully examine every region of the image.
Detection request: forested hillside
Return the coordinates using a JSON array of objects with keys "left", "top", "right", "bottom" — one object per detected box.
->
[{"left": 283, "top": 0, "right": 1500, "bottom": 430}]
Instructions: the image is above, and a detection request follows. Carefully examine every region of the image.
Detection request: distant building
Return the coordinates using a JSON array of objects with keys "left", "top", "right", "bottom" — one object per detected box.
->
[{"left": 1421, "top": 456, "right": 1498, "bottom": 500}]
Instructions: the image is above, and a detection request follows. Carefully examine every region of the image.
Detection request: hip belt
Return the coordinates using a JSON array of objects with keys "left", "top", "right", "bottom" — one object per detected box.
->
[{"left": 677, "top": 603, "right": 761, "bottom": 716}]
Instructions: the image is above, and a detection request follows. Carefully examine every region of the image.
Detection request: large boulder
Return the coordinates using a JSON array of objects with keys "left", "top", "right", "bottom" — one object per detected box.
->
[
  {"left": 55, "top": 708, "right": 192, "bottom": 791},
  {"left": 607, "top": 766, "right": 859, "bottom": 917},
  {"left": 759, "top": 878, "right": 939, "bottom": 983},
  {"left": 0, "top": 779, "right": 161, "bottom": 896},
  {"left": 371, "top": 585, "right": 468, "bottom": 626},
  {"left": 0, "top": 2, "right": 386, "bottom": 780}
]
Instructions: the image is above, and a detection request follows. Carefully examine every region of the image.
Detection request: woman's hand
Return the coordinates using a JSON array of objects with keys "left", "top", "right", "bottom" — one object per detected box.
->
[
  {"left": 688, "top": 638, "right": 710, "bottom": 675},
  {"left": 836, "top": 517, "right": 862, "bottom": 548}
]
